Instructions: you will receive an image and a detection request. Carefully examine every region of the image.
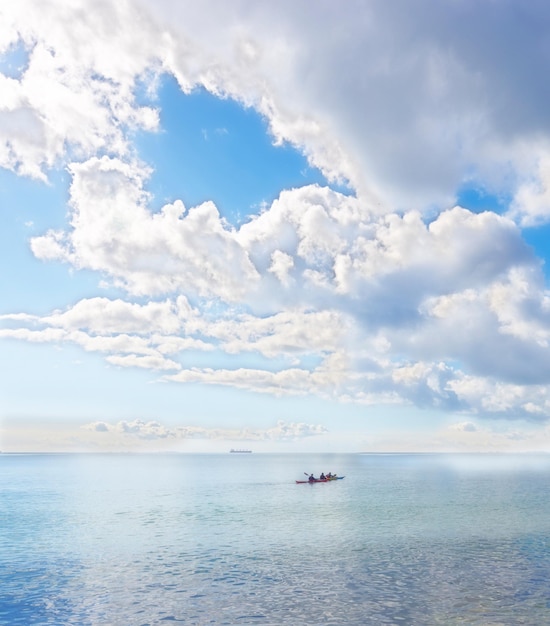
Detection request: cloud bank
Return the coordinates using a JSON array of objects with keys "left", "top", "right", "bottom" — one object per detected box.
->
[
  {"left": 83, "top": 418, "right": 327, "bottom": 442},
  {"left": 2, "top": 0, "right": 550, "bottom": 425}
]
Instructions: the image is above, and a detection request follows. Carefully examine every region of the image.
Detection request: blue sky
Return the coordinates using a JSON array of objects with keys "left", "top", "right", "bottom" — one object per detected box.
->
[{"left": 2, "top": 0, "right": 550, "bottom": 453}]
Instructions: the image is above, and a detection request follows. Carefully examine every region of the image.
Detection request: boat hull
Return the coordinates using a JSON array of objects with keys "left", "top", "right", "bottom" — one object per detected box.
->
[{"left": 295, "top": 477, "right": 345, "bottom": 484}]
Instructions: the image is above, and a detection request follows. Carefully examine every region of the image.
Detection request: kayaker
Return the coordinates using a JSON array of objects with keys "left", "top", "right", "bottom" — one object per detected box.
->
[
  {"left": 320, "top": 473, "right": 326, "bottom": 480},
  {"left": 308, "top": 474, "right": 315, "bottom": 482}
]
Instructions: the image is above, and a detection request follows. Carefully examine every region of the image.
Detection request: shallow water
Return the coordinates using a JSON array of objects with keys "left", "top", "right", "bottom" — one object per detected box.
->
[{"left": 2, "top": 453, "right": 550, "bottom": 625}]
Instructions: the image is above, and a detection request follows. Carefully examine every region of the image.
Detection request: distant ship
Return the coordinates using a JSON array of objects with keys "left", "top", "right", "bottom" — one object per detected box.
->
[{"left": 229, "top": 449, "right": 252, "bottom": 453}]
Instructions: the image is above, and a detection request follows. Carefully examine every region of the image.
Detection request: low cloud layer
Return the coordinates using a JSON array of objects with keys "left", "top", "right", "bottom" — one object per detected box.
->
[{"left": 83, "top": 419, "right": 328, "bottom": 442}]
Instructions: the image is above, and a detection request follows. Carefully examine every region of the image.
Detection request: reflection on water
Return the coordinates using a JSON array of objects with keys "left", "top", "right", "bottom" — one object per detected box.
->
[{"left": 2, "top": 453, "right": 550, "bottom": 625}]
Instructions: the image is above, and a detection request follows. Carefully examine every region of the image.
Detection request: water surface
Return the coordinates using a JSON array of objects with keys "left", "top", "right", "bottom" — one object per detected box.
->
[{"left": 2, "top": 453, "right": 550, "bottom": 624}]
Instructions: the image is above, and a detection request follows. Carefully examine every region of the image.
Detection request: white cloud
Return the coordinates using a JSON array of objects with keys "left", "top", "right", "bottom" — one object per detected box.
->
[
  {"left": 31, "top": 156, "right": 260, "bottom": 299},
  {"left": 197, "top": 309, "right": 347, "bottom": 358},
  {"left": 106, "top": 354, "right": 180, "bottom": 371},
  {"left": 42, "top": 297, "right": 188, "bottom": 335},
  {"left": 487, "top": 268, "right": 550, "bottom": 347},
  {"left": 166, "top": 366, "right": 316, "bottom": 397},
  {"left": 268, "top": 250, "right": 294, "bottom": 286},
  {"left": 0, "top": 3, "right": 160, "bottom": 179},
  {"left": 449, "top": 421, "right": 477, "bottom": 433},
  {"left": 509, "top": 155, "right": 550, "bottom": 226}
]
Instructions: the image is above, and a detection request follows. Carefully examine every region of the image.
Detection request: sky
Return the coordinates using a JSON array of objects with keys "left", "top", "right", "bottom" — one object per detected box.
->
[{"left": 2, "top": 0, "right": 550, "bottom": 453}]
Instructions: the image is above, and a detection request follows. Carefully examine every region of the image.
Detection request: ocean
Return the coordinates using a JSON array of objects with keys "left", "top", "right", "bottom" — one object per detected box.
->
[{"left": 2, "top": 452, "right": 550, "bottom": 625}]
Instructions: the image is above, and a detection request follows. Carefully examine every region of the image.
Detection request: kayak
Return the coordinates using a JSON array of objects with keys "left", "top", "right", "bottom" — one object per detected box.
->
[{"left": 295, "top": 476, "right": 345, "bottom": 483}]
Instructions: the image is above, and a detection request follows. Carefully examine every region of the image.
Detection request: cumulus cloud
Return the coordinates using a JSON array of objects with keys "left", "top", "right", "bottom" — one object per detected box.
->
[
  {"left": 31, "top": 156, "right": 259, "bottom": 299},
  {"left": 449, "top": 422, "right": 477, "bottom": 433},
  {"left": 509, "top": 156, "right": 550, "bottom": 227},
  {"left": 0, "top": 1, "right": 160, "bottom": 180},
  {"left": 41, "top": 297, "right": 188, "bottom": 335},
  {"left": 29, "top": 166, "right": 535, "bottom": 318}
]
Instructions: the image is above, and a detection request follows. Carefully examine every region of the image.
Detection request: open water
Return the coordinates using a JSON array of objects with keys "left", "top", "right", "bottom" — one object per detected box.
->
[{"left": 2, "top": 452, "right": 550, "bottom": 625}]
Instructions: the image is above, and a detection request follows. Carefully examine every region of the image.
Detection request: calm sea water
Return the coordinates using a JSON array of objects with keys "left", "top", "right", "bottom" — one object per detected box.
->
[{"left": 2, "top": 452, "right": 550, "bottom": 625}]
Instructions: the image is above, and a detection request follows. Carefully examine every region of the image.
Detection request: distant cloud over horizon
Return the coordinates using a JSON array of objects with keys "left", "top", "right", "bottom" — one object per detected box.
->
[{"left": 82, "top": 419, "right": 328, "bottom": 443}]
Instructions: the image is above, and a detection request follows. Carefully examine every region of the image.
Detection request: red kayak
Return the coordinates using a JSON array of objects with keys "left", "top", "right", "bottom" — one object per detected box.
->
[{"left": 295, "top": 476, "right": 345, "bottom": 484}]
